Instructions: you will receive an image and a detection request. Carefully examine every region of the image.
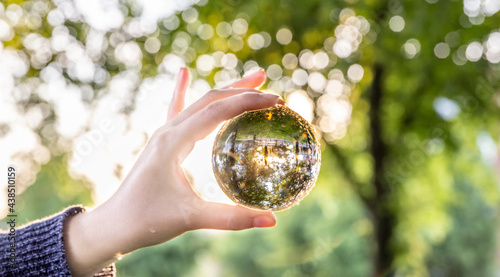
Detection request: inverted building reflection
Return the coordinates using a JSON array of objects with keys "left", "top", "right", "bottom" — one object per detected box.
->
[
  {"left": 213, "top": 136, "right": 320, "bottom": 210},
  {"left": 212, "top": 105, "right": 321, "bottom": 211}
]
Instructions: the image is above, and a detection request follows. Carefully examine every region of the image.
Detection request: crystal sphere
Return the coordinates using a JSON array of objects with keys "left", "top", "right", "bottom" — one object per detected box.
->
[{"left": 212, "top": 104, "right": 321, "bottom": 211}]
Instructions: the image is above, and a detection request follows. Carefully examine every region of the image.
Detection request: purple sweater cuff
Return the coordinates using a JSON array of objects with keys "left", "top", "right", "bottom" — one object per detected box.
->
[{"left": 1, "top": 206, "right": 116, "bottom": 276}]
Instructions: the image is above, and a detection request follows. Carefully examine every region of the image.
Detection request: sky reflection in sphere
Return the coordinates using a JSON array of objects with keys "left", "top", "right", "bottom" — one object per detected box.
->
[{"left": 212, "top": 105, "right": 321, "bottom": 211}]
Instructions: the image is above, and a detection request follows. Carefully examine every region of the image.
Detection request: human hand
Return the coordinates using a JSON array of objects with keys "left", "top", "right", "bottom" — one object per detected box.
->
[
  {"left": 119, "top": 68, "right": 280, "bottom": 241},
  {"left": 65, "top": 69, "right": 281, "bottom": 277}
]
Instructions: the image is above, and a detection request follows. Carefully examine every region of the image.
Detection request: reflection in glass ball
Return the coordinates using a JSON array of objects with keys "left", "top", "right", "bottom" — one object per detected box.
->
[{"left": 212, "top": 104, "right": 321, "bottom": 211}]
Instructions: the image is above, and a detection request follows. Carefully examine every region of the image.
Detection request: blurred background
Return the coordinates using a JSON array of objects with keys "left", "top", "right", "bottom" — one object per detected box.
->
[{"left": 1, "top": 0, "right": 500, "bottom": 276}]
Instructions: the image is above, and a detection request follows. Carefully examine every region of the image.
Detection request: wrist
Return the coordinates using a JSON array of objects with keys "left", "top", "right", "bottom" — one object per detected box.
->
[
  {"left": 64, "top": 210, "right": 119, "bottom": 277},
  {"left": 63, "top": 198, "right": 142, "bottom": 276}
]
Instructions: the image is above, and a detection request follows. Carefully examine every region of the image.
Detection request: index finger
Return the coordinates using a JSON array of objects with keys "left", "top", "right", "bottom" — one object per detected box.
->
[{"left": 174, "top": 92, "right": 280, "bottom": 159}]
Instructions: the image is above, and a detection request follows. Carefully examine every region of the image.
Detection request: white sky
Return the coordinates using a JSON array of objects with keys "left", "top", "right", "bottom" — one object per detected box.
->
[{"left": 75, "top": 0, "right": 201, "bottom": 32}]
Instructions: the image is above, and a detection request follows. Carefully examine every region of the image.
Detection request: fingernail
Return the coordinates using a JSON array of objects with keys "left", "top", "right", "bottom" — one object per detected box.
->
[
  {"left": 253, "top": 215, "right": 276, "bottom": 228},
  {"left": 244, "top": 69, "right": 265, "bottom": 78},
  {"left": 177, "top": 68, "right": 188, "bottom": 82},
  {"left": 260, "top": 93, "right": 280, "bottom": 101}
]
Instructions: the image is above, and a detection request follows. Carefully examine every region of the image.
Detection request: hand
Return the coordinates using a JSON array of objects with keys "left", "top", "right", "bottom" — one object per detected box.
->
[{"left": 64, "top": 69, "right": 281, "bottom": 277}]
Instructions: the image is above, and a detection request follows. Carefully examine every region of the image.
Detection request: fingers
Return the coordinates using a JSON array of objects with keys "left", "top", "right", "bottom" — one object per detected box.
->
[
  {"left": 168, "top": 88, "right": 263, "bottom": 127},
  {"left": 167, "top": 68, "right": 190, "bottom": 122},
  {"left": 192, "top": 201, "right": 276, "bottom": 230},
  {"left": 167, "top": 70, "right": 267, "bottom": 127},
  {"left": 222, "top": 69, "right": 266, "bottom": 89},
  {"left": 175, "top": 92, "right": 279, "bottom": 159}
]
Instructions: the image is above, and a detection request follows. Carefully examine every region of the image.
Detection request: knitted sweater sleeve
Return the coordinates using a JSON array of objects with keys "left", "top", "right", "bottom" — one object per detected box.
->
[{"left": 0, "top": 206, "right": 116, "bottom": 277}]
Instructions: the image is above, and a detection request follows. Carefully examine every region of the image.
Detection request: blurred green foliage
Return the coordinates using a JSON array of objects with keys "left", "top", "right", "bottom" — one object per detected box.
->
[{"left": 2, "top": 0, "right": 500, "bottom": 276}]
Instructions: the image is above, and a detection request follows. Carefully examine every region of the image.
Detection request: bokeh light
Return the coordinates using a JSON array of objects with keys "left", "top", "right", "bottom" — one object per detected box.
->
[
  {"left": 347, "top": 64, "right": 364, "bottom": 83},
  {"left": 434, "top": 42, "right": 451, "bottom": 59},
  {"left": 389, "top": 15, "right": 405, "bottom": 32},
  {"left": 465, "top": 41, "right": 483, "bottom": 62},
  {"left": 484, "top": 31, "right": 500, "bottom": 63},
  {"left": 403, "top": 38, "right": 421, "bottom": 59},
  {"left": 276, "top": 28, "right": 293, "bottom": 45},
  {"left": 282, "top": 53, "right": 298, "bottom": 69}
]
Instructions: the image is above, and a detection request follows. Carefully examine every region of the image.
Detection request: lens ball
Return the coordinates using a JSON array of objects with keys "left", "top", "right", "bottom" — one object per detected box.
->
[{"left": 212, "top": 104, "right": 321, "bottom": 211}]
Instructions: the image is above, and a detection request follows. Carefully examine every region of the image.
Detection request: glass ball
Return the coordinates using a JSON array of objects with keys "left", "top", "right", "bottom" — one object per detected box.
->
[{"left": 212, "top": 104, "right": 321, "bottom": 211}]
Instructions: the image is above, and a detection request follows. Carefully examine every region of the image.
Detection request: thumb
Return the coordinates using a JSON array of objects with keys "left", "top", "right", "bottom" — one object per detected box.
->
[{"left": 193, "top": 202, "right": 276, "bottom": 230}]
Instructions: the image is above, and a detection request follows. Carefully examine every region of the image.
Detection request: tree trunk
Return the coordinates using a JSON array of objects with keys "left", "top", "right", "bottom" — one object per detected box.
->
[{"left": 368, "top": 64, "right": 395, "bottom": 277}]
